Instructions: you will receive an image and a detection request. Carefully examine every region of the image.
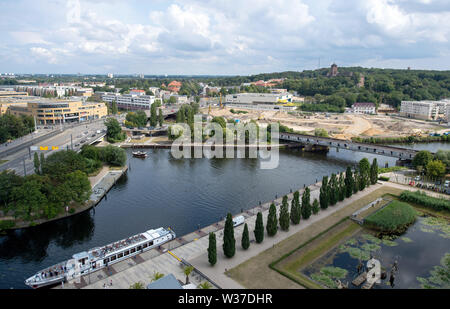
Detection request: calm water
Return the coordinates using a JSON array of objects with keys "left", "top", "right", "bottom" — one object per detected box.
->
[
  {"left": 302, "top": 216, "right": 450, "bottom": 289},
  {"left": 0, "top": 143, "right": 446, "bottom": 289}
]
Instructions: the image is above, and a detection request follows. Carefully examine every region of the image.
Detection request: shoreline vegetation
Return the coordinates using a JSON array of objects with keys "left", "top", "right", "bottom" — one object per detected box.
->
[
  {"left": 0, "top": 145, "right": 127, "bottom": 231},
  {"left": 352, "top": 134, "right": 450, "bottom": 145},
  {"left": 364, "top": 200, "right": 417, "bottom": 234}
]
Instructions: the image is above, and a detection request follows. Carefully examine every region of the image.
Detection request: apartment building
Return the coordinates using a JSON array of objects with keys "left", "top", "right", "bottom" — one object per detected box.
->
[
  {"left": 8, "top": 98, "right": 107, "bottom": 125},
  {"left": 101, "top": 92, "right": 155, "bottom": 110},
  {"left": 352, "top": 102, "right": 376, "bottom": 114},
  {"left": 400, "top": 100, "right": 443, "bottom": 120}
]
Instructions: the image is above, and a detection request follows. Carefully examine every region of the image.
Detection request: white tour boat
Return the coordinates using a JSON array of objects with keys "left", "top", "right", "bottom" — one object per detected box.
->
[{"left": 25, "top": 227, "right": 176, "bottom": 289}]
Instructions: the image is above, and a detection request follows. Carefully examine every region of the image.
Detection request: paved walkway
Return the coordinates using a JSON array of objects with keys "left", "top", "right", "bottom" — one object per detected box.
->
[
  {"left": 59, "top": 180, "right": 386, "bottom": 289},
  {"left": 57, "top": 179, "right": 439, "bottom": 290}
]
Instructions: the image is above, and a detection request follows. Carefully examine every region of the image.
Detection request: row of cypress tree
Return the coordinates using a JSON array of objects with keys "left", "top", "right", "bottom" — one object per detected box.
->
[
  {"left": 320, "top": 158, "right": 379, "bottom": 210},
  {"left": 208, "top": 157, "right": 378, "bottom": 265}
]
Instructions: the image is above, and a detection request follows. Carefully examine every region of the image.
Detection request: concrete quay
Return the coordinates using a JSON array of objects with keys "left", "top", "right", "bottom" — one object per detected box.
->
[{"left": 57, "top": 178, "right": 389, "bottom": 290}]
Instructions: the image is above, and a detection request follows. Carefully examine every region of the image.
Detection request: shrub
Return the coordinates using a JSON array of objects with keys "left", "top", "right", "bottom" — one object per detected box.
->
[
  {"left": 364, "top": 201, "right": 416, "bottom": 233},
  {"left": 399, "top": 190, "right": 450, "bottom": 212},
  {"left": 378, "top": 176, "right": 390, "bottom": 181}
]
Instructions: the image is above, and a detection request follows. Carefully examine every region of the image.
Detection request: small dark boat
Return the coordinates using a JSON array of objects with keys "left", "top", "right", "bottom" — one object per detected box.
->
[{"left": 132, "top": 151, "right": 147, "bottom": 158}]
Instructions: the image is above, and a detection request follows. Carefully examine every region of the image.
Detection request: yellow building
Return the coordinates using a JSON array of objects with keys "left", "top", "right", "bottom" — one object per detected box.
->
[
  {"left": 0, "top": 91, "right": 29, "bottom": 98},
  {"left": 8, "top": 98, "right": 107, "bottom": 125}
]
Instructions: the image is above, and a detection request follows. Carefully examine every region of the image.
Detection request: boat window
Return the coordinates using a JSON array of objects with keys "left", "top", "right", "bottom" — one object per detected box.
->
[
  {"left": 143, "top": 243, "right": 148, "bottom": 248},
  {"left": 124, "top": 250, "right": 129, "bottom": 256},
  {"left": 137, "top": 246, "right": 142, "bottom": 251},
  {"left": 103, "top": 258, "right": 109, "bottom": 264},
  {"left": 118, "top": 253, "right": 124, "bottom": 258},
  {"left": 131, "top": 248, "right": 136, "bottom": 253},
  {"left": 110, "top": 255, "right": 117, "bottom": 261},
  {"left": 149, "top": 241, "right": 154, "bottom": 246}
]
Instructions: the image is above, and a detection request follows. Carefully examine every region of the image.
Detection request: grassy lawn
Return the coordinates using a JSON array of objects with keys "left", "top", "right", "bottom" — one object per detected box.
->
[
  {"left": 274, "top": 220, "right": 360, "bottom": 289},
  {"left": 227, "top": 185, "right": 405, "bottom": 289}
]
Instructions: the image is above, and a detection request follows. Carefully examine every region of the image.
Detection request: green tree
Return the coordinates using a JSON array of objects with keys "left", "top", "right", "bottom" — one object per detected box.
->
[
  {"left": 105, "top": 118, "right": 126, "bottom": 143},
  {"left": 320, "top": 176, "right": 329, "bottom": 210},
  {"left": 290, "top": 191, "right": 301, "bottom": 225},
  {"left": 370, "top": 158, "right": 378, "bottom": 185},
  {"left": 101, "top": 145, "right": 127, "bottom": 167},
  {"left": 329, "top": 173, "right": 338, "bottom": 206},
  {"left": 183, "top": 266, "right": 194, "bottom": 284},
  {"left": 266, "top": 203, "right": 278, "bottom": 236},
  {"left": 158, "top": 109, "right": 164, "bottom": 127},
  {"left": 64, "top": 170, "right": 91, "bottom": 203},
  {"left": 198, "top": 282, "right": 212, "bottom": 289},
  {"left": 344, "top": 166, "right": 354, "bottom": 198},
  {"left": 301, "top": 187, "right": 312, "bottom": 219},
  {"left": 111, "top": 100, "right": 118, "bottom": 114},
  {"left": 208, "top": 232, "right": 217, "bottom": 266},
  {"left": 151, "top": 272, "right": 165, "bottom": 282},
  {"left": 150, "top": 103, "right": 157, "bottom": 127},
  {"left": 312, "top": 199, "right": 319, "bottom": 215},
  {"left": 412, "top": 150, "right": 433, "bottom": 170},
  {"left": 427, "top": 160, "right": 446, "bottom": 179},
  {"left": 241, "top": 223, "right": 250, "bottom": 250},
  {"left": 359, "top": 158, "right": 371, "bottom": 190},
  {"left": 279, "top": 196, "right": 290, "bottom": 231},
  {"left": 338, "top": 173, "right": 345, "bottom": 201},
  {"left": 129, "top": 282, "right": 145, "bottom": 289},
  {"left": 254, "top": 212, "right": 264, "bottom": 243},
  {"left": 353, "top": 170, "right": 360, "bottom": 193},
  {"left": 11, "top": 179, "right": 47, "bottom": 220},
  {"left": 33, "top": 152, "right": 40, "bottom": 175},
  {"left": 223, "top": 213, "right": 236, "bottom": 258}
]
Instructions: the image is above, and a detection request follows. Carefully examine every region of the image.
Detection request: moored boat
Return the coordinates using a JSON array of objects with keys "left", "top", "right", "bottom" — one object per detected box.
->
[
  {"left": 132, "top": 151, "right": 147, "bottom": 158},
  {"left": 25, "top": 227, "right": 176, "bottom": 289}
]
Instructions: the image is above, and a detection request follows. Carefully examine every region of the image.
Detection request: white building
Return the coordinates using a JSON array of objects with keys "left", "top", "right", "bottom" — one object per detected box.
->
[
  {"left": 101, "top": 92, "right": 155, "bottom": 110},
  {"left": 225, "top": 93, "right": 294, "bottom": 111},
  {"left": 352, "top": 102, "right": 376, "bottom": 114},
  {"left": 400, "top": 100, "right": 443, "bottom": 120}
]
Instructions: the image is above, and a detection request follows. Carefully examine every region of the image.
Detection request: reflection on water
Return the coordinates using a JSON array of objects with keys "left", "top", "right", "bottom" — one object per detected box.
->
[{"left": 302, "top": 216, "right": 450, "bottom": 289}]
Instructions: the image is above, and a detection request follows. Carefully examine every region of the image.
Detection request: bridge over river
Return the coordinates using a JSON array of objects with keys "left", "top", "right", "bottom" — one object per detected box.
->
[{"left": 279, "top": 132, "right": 423, "bottom": 160}]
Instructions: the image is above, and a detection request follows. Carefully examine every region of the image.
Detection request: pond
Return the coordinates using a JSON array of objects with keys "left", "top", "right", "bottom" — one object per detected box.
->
[{"left": 301, "top": 215, "right": 450, "bottom": 289}]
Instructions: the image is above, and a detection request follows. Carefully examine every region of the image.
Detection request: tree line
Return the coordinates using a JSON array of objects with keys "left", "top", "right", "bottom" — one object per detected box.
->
[
  {"left": 207, "top": 158, "right": 379, "bottom": 264},
  {"left": 0, "top": 114, "right": 35, "bottom": 144},
  {"left": 0, "top": 145, "right": 126, "bottom": 226}
]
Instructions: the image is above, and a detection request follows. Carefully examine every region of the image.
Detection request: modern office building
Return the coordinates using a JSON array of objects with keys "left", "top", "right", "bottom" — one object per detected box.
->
[{"left": 8, "top": 98, "right": 107, "bottom": 125}]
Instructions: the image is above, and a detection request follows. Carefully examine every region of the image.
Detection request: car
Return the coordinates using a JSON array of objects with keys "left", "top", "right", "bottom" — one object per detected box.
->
[
  {"left": 445, "top": 180, "right": 450, "bottom": 188},
  {"left": 414, "top": 176, "right": 421, "bottom": 181},
  {"left": 91, "top": 134, "right": 96, "bottom": 137}
]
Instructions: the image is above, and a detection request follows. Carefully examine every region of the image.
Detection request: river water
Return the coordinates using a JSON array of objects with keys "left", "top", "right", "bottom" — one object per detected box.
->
[{"left": 1, "top": 143, "right": 449, "bottom": 289}]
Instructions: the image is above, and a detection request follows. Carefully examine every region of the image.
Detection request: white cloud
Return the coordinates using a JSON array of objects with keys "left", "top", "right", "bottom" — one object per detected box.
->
[{"left": 1, "top": 0, "right": 450, "bottom": 73}]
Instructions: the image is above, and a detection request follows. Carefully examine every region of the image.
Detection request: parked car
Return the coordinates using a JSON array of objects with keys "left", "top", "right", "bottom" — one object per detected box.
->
[
  {"left": 414, "top": 176, "right": 421, "bottom": 181},
  {"left": 445, "top": 180, "right": 450, "bottom": 188}
]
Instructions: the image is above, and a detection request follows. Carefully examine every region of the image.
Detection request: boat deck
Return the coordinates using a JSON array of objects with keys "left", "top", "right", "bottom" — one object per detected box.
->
[{"left": 91, "top": 234, "right": 148, "bottom": 258}]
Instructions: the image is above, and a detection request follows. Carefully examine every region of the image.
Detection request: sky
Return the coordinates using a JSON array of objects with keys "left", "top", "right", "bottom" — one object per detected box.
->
[{"left": 1, "top": 0, "right": 450, "bottom": 75}]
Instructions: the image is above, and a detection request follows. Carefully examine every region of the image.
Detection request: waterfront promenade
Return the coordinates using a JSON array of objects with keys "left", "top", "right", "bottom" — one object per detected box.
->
[
  {"left": 56, "top": 178, "right": 378, "bottom": 289},
  {"left": 55, "top": 175, "right": 450, "bottom": 289}
]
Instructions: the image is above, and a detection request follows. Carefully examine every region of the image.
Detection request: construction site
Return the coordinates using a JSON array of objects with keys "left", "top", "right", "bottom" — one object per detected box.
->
[{"left": 201, "top": 106, "right": 448, "bottom": 140}]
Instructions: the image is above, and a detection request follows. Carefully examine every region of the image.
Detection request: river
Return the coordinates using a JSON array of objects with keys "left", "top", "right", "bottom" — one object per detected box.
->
[{"left": 1, "top": 142, "right": 449, "bottom": 289}]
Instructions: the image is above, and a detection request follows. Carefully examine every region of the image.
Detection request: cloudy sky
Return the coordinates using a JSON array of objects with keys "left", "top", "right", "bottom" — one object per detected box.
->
[{"left": 1, "top": 0, "right": 450, "bottom": 75}]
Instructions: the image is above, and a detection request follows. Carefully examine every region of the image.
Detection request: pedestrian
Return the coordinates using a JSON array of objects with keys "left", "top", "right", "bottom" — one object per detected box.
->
[{"left": 110, "top": 280, "right": 113, "bottom": 286}]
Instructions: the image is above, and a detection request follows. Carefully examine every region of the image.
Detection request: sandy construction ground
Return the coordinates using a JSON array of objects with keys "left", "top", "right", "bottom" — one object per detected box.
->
[{"left": 201, "top": 107, "right": 447, "bottom": 140}]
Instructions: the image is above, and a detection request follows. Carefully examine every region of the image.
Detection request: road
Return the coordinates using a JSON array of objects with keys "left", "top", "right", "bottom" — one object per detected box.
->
[{"left": 0, "top": 119, "right": 108, "bottom": 176}]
